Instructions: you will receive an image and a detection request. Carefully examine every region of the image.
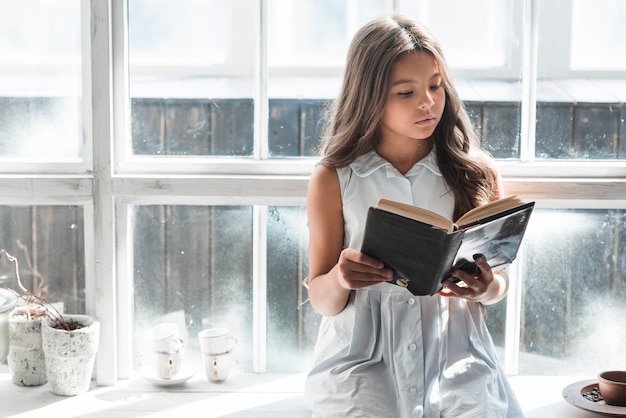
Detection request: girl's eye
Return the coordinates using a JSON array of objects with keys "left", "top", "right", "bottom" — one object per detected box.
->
[
  {"left": 398, "top": 91, "right": 413, "bottom": 97},
  {"left": 430, "top": 84, "right": 442, "bottom": 91}
]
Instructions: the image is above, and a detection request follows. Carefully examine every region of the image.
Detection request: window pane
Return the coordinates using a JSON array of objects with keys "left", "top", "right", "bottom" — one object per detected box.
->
[
  {"left": 129, "top": 0, "right": 254, "bottom": 157},
  {"left": 0, "top": 206, "right": 85, "bottom": 314},
  {"left": 268, "top": 0, "right": 386, "bottom": 68},
  {"left": 399, "top": 0, "right": 510, "bottom": 70},
  {"left": 462, "top": 82, "right": 522, "bottom": 160},
  {"left": 399, "top": 1, "right": 522, "bottom": 159},
  {"left": 536, "top": 0, "right": 626, "bottom": 160},
  {"left": 132, "top": 205, "right": 254, "bottom": 371},
  {"left": 571, "top": 0, "right": 626, "bottom": 71},
  {"left": 268, "top": 99, "right": 328, "bottom": 157},
  {"left": 266, "top": 0, "right": 384, "bottom": 158},
  {"left": 131, "top": 98, "right": 254, "bottom": 156},
  {"left": 0, "top": 0, "right": 82, "bottom": 161},
  {"left": 129, "top": 0, "right": 228, "bottom": 67},
  {"left": 520, "top": 209, "right": 626, "bottom": 375},
  {"left": 266, "top": 206, "right": 316, "bottom": 372},
  {"left": 132, "top": 205, "right": 315, "bottom": 374}
]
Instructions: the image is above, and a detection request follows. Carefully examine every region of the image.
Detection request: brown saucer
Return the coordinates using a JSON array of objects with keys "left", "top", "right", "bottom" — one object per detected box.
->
[{"left": 562, "top": 379, "right": 626, "bottom": 417}]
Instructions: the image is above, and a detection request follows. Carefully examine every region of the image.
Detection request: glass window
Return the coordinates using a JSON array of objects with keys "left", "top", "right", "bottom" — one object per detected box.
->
[
  {"left": 130, "top": 98, "right": 254, "bottom": 156},
  {"left": 398, "top": 0, "right": 512, "bottom": 70},
  {"left": 266, "top": 206, "right": 316, "bottom": 372},
  {"left": 268, "top": 0, "right": 386, "bottom": 69},
  {"left": 570, "top": 0, "right": 626, "bottom": 71},
  {"left": 535, "top": 0, "right": 626, "bottom": 160},
  {"left": 128, "top": 0, "right": 255, "bottom": 158},
  {"left": 266, "top": 1, "right": 384, "bottom": 158},
  {"left": 2, "top": 0, "right": 626, "bottom": 383},
  {"left": 131, "top": 205, "right": 313, "bottom": 373},
  {"left": 0, "top": 0, "right": 82, "bottom": 161},
  {"left": 0, "top": 206, "right": 85, "bottom": 314},
  {"left": 519, "top": 209, "right": 626, "bottom": 375},
  {"left": 128, "top": 0, "right": 229, "bottom": 69},
  {"left": 132, "top": 205, "right": 254, "bottom": 369}
]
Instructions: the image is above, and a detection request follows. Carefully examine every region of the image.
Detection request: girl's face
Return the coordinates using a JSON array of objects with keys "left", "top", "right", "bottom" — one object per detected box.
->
[{"left": 380, "top": 51, "right": 446, "bottom": 144}]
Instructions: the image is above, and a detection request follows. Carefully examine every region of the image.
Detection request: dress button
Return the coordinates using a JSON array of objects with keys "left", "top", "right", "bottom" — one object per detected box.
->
[
  {"left": 409, "top": 343, "right": 417, "bottom": 351},
  {"left": 407, "top": 298, "right": 415, "bottom": 305},
  {"left": 409, "top": 386, "right": 418, "bottom": 394}
]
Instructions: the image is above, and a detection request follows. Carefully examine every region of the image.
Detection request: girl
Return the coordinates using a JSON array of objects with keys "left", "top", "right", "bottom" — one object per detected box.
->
[{"left": 304, "top": 14, "right": 524, "bottom": 418}]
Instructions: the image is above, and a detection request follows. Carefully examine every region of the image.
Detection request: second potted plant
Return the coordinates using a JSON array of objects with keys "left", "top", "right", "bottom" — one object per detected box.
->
[
  {"left": 41, "top": 313, "right": 100, "bottom": 396},
  {"left": 1, "top": 247, "right": 100, "bottom": 396}
]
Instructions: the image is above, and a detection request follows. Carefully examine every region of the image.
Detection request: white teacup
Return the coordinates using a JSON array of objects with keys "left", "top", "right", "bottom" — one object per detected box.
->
[
  {"left": 198, "top": 327, "right": 237, "bottom": 355},
  {"left": 203, "top": 351, "right": 234, "bottom": 382},
  {"left": 154, "top": 350, "right": 183, "bottom": 379},
  {"left": 149, "top": 322, "right": 184, "bottom": 354}
]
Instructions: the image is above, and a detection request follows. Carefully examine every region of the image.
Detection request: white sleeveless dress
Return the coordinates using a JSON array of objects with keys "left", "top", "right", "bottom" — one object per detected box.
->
[{"left": 304, "top": 150, "right": 524, "bottom": 418}]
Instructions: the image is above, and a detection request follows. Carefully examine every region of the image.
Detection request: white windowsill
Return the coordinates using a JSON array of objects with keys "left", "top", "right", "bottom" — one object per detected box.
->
[{"left": 0, "top": 371, "right": 611, "bottom": 417}]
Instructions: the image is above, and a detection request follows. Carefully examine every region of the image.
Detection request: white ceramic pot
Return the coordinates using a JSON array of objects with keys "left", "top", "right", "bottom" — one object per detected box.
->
[
  {"left": 7, "top": 313, "right": 47, "bottom": 386},
  {"left": 0, "top": 288, "right": 17, "bottom": 363},
  {"left": 42, "top": 314, "right": 100, "bottom": 396}
]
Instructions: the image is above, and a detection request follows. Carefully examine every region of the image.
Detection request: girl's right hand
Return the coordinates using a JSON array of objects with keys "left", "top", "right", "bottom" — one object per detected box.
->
[{"left": 335, "top": 248, "right": 394, "bottom": 290}]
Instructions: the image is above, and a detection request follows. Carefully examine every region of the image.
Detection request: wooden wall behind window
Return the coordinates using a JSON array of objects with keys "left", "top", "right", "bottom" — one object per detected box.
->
[{"left": 129, "top": 98, "right": 626, "bottom": 159}]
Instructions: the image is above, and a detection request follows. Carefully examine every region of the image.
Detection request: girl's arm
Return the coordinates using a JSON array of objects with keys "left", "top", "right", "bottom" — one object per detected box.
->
[{"left": 306, "top": 165, "right": 392, "bottom": 316}]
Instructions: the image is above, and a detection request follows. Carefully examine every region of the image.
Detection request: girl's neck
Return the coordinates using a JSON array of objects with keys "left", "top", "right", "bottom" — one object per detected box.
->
[{"left": 375, "top": 138, "right": 433, "bottom": 175}]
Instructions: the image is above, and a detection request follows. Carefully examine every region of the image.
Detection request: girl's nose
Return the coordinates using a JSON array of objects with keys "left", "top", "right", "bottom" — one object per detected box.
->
[{"left": 417, "top": 91, "right": 434, "bottom": 109}]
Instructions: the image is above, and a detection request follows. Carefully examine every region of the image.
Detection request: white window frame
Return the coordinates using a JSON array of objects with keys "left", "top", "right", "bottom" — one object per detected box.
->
[{"left": 1, "top": 0, "right": 626, "bottom": 385}]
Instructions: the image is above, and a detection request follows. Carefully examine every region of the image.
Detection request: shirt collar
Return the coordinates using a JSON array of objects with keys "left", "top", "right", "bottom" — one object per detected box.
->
[{"left": 349, "top": 149, "right": 442, "bottom": 178}]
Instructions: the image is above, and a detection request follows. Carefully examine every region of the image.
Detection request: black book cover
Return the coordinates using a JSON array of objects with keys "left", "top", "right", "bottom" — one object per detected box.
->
[{"left": 360, "top": 201, "right": 535, "bottom": 296}]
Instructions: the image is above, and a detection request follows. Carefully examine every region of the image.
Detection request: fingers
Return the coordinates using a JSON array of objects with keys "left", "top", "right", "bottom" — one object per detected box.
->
[
  {"left": 440, "top": 254, "right": 492, "bottom": 300},
  {"left": 338, "top": 248, "right": 393, "bottom": 290},
  {"left": 473, "top": 253, "right": 492, "bottom": 277}
]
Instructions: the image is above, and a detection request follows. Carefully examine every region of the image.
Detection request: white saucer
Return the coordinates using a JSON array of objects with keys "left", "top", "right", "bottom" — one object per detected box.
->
[{"left": 140, "top": 366, "right": 194, "bottom": 387}]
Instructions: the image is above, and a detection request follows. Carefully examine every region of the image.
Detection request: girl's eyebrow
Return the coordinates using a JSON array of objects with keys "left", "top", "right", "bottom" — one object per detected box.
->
[{"left": 391, "top": 73, "right": 442, "bottom": 86}]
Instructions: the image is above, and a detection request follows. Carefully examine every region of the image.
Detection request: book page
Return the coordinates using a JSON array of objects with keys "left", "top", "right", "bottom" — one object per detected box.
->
[
  {"left": 376, "top": 198, "right": 454, "bottom": 231},
  {"left": 456, "top": 195, "right": 525, "bottom": 227}
]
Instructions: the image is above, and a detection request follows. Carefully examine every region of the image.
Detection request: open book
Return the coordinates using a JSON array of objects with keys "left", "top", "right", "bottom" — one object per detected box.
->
[{"left": 360, "top": 196, "right": 535, "bottom": 296}]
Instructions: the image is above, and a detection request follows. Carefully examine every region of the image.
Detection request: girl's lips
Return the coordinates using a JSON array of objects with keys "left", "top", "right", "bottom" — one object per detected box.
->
[{"left": 416, "top": 116, "right": 436, "bottom": 125}]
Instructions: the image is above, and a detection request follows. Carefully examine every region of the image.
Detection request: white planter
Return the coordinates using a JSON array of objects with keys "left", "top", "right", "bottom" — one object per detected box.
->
[
  {"left": 0, "top": 288, "right": 17, "bottom": 364},
  {"left": 42, "top": 314, "right": 100, "bottom": 396},
  {"left": 7, "top": 314, "right": 47, "bottom": 386}
]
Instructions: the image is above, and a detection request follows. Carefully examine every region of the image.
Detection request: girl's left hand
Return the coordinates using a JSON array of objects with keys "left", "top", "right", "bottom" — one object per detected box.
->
[{"left": 439, "top": 254, "right": 503, "bottom": 304}]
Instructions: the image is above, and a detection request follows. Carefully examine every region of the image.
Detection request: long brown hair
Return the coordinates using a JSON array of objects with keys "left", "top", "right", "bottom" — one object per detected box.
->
[{"left": 318, "top": 14, "right": 500, "bottom": 220}]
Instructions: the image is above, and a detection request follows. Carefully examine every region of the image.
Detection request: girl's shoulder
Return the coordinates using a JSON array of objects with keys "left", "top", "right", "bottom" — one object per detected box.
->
[{"left": 309, "top": 164, "right": 340, "bottom": 196}]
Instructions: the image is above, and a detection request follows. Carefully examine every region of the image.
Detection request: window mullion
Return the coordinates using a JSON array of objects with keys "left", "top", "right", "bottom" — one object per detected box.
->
[
  {"left": 504, "top": 255, "right": 524, "bottom": 375},
  {"left": 89, "top": 0, "right": 117, "bottom": 386},
  {"left": 519, "top": 0, "right": 538, "bottom": 163},
  {"left": 111, "top": 0, "right": 133, "bottom": 379},
  {"left": 254, "top": 0, "right": 269, "bottom": 160},
  {"left": 252, "top": 1, "right": 269, "bottom": 373},
  {"left": 252, "top": 205, "right": 268, "bottom": 373}
]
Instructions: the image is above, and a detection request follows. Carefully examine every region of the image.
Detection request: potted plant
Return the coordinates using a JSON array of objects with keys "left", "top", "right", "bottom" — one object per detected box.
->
[
  {"left": 8, "top": 303, "right": 49, "bottom": 387},
  {"left": 1, "top": 247, "right": 100, "bottom": 396},
  {"left": 41, "top": 313, "right": 100, "bottom": 396},
  {"left": 1, "top": 247, "right": 49, "bottom": 386}
]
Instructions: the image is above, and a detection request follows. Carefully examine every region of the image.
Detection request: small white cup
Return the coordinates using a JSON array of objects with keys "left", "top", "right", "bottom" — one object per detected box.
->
[
  {"left": 203, "top": 351, "right": 234, "bottom": 382},
  {"left": 198, "top": 327, "right": 237, "bottom": 355},
  {"left": 154, "top": 350, "right": 183, "bottom": 379},
  {"left": 150, "top": 322, "right": 184, "bottom": 353}
]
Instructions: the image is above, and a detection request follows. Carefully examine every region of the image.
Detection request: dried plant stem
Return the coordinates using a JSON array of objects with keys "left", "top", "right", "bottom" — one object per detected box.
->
[
  {"left": 1, "top": 249, "right": 28, "bottom": 294},
  {"left": 1, "top": 248, "right": 68, "bottom": 329},
  {"left": 16, "top": 240, "right": 48, "bottom": 298}
]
